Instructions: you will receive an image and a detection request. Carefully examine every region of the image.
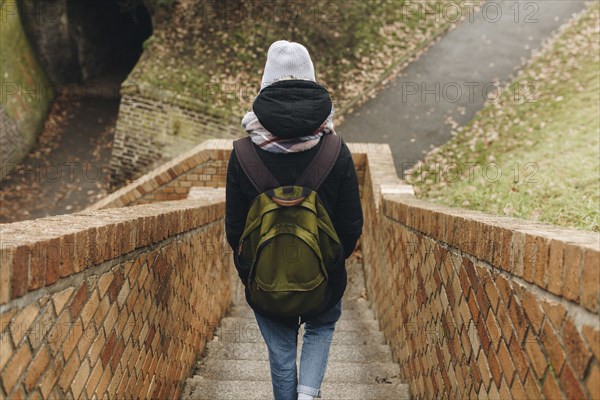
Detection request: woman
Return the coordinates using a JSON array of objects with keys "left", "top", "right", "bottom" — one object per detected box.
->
[{"left": 225, "top": 40, "right": 363, "bottom": 400}]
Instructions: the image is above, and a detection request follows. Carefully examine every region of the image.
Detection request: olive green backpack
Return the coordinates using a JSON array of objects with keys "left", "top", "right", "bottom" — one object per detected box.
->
[{"left": 233, "top": 134, "right": 343, "bottom": 318}]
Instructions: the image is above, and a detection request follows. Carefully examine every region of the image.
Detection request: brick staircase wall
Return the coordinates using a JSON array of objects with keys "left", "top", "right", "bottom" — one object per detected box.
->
[
  {"left": 88, "top": 140, "right": 233, "bottom": 210},
  {"left": 87, "top": 139, "right": 367, "bottom": 211},
  {"left": 0, "top": 197, "right": 232, "bottom": 399},
  {"left": 94, "top": 139, "right": 600, "bottom": 398},
  {"left": 2, "top": 138, "right": 598, "bottom": 399},
  {"left": 359, "top": 148, "right": 600, "bottom": 398}
]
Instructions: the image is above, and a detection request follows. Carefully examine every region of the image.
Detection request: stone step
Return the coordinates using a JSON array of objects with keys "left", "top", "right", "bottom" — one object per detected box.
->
[
  {"left": 225, "top": 309, "right": 378, "bottom": 325},
  {"left": 229, "top": 296, "right": 373, "bottom": 311},
  {"left": 181, "top": 262, "right": 411, "bottom": 400},
  {"left": 227, "top": 301, "right": 377, "bottom": 322},
  {"left": 230, "top": 282, "right": 367, "bottom": 304},
  {"left": 182, "top": 378, "right": 411, "bottom": 400},
  {"left": 196, "top": 359, "right": 400, "bottom": 384},
  {"left": 216, "top": 316, "right": 381, "bottom": 334},
  {"left": 203, "top": 341, "right": 394, "bottom": 363},
  {"left": 213, "top": 325, "right": 386, "bottom": 346}
]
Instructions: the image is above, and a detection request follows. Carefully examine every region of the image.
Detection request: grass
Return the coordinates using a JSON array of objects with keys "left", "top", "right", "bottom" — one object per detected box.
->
[
  {"left": 408, "top": 2, "right": 600, "bottom": 232},
  {"left": 129, "top": 0, "right": 471, "bottom": 118}
]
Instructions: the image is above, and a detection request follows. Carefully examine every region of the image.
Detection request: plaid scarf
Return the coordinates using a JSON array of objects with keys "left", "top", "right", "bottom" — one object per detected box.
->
[{"left": 241, "top": 106, "right": 337, "bottom": 153}]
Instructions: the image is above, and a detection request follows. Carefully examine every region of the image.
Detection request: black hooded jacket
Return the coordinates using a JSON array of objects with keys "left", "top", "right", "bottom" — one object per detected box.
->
[{"left": 225, "top": 79, "right": 363, "bottom": 325}]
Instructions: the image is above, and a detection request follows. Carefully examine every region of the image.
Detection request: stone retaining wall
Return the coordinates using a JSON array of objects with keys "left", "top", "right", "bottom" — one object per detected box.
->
[
  {"left": 0, "top": 0, "right": 54, "bottom": 179},
  {"left": 0, "top": 108, "right": 26, "bottom": 179},
  {"left": 109, "top": 85, "right": 241, "bottom": 186},
  {"left": 0, "top": 197, "right": 232, "bottom": 399}
]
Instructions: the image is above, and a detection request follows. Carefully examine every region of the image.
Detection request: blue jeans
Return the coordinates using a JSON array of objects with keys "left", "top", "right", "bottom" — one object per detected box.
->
[{"left": 253, "top": 300, "right": 342, "bottom": 400}]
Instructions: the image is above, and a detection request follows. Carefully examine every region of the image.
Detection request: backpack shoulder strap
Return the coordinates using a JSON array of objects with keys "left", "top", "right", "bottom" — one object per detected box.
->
[
  {"left": 233, "top": 137, "right": 280, "bottom": 192},
  {"left": 295, "top": 134, "right": 342, "bottom": 190}
]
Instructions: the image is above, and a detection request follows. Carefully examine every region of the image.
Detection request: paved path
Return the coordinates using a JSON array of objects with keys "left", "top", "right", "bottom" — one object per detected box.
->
[
  {"left": 0, "top": 96, "right": 117, "bottom": 222},
  {"left": 0, "top": 97, "right": 119, "bottom": 223},
  {"left": 338, "top": 0, "right": 587, "bottom": 176},
  {"left": 181, "top": 261, "right": 410, "bottom": 400}
]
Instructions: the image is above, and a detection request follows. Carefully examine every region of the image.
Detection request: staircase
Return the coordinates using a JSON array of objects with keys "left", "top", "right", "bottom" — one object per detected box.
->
[{"left": 181, "top": 261, "right": 410, "bottom": 400}]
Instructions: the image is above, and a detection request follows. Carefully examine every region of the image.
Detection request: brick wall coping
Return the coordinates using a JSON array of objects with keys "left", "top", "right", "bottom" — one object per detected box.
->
[
  {"left": 187, "top": 187, "right": 225, "bottom": 200},
  {"left": 382, "top": 193, "right": 600, "bottom": 313},
  {"left": 87, "top": 139, "right": 233, "bottom": 210},
  {"left": 91, "top": 138, "right": 413, "bottom": 211},
  {"left": 345, "top": 142, "right": 415, "bottom": 210},
  {"left": 0, "top": 197, "right": 224, "bottom": 305}
]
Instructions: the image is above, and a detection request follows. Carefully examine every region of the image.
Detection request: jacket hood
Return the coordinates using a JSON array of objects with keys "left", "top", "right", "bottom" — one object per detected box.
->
[{"left": 252, "top": 79, "right": 333, "bottom": 138}]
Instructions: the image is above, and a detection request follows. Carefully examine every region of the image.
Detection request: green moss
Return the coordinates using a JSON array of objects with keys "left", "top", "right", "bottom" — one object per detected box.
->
[
  {"left": 0, "top": 0, "right": 53, "bottom": 144},
  {"left": 410, "top": 3, "right": 600, "bottom": 232}
]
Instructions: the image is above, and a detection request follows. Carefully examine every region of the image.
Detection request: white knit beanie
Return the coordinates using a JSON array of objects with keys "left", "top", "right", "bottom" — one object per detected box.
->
[{"left": 260, "top": 40, "right": 316, "bottom": 90}]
